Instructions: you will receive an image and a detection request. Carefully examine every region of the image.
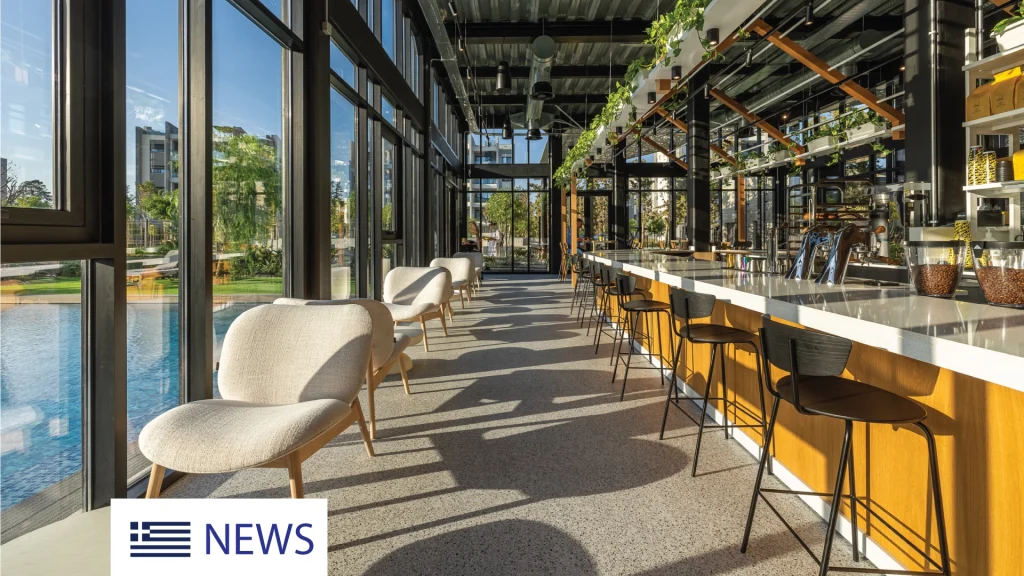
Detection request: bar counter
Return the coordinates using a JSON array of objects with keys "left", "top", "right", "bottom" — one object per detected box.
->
[{"left": 583, "top": 249, "right": 1024, "bottom": 574}]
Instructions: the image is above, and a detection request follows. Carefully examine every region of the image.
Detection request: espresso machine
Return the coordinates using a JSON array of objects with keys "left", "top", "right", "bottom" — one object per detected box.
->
[{"left": 868, "top": 187, "right": 891, "bottom": 259}]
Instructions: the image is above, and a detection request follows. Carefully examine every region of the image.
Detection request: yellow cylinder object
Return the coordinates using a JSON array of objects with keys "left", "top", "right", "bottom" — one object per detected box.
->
[{"left": 1013, "top": 149, "right": 1024, "bottom": 180}]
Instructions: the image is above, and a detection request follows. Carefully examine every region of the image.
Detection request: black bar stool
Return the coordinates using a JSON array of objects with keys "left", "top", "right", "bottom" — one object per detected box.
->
[
  {"left": 611, "top": 274, "right": 673, "bottom": 400},
  {"left": 585, "top": 262, "right": 611, "bottom": 336},
  {"left": 741, "top": 314, "right": 950, "bottom": 576},
  {"left": 593, "top": 264, "right": 645, "bottom": 356},
  {"left": 659, "top": 286, "right": 771, "bottom": 477},
  {"left": 569, "top": 257, "right": 590, "bottom": 317}
]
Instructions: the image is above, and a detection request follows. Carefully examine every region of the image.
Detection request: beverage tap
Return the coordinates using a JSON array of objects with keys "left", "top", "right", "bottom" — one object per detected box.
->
[
  {"left": 815, "top": 224, "right": 870, "bottom": 285},
  {"left": 786, "top": 225, "right": 831, "bottom": 280}
]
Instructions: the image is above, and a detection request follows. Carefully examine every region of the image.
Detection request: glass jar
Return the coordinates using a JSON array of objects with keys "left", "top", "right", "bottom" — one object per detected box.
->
[
  {"left": 904, "top": 241, "right": 966, "bottom": 298},
  {"left": 972, "top": 241, "right": 1024, "bottom": 308}
]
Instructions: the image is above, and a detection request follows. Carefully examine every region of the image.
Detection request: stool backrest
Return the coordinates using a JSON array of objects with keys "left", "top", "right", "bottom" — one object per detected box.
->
[
  {"left": 589, "top": 262, "right": 604, "bottom": 284},
  {"left": 600, "top": 264, "right": 615, "bottom": 286},
  {"left": 615, "top": 274, "right": 636, "bottom": 306},
  {"left": 668, "top": 287, "right": 716, "bottom": 338},
  {"left": 759, "top": 314, "right": 852, "bottom": 411}
]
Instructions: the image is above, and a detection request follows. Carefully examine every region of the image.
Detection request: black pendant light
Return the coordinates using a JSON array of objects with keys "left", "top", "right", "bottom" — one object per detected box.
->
[
  {"left": 804, "top": 1, "right": 814, "bottom": 26},
  {"left": 706, "top": 28, "right": 720, "bottom": 47},
  {"left": 527, "top": 128, "right": 542, "bottom": 140},
  {"left": 495, "top": 61, "right": 511, "bottom": 94},
  {"left": 502, "top": 115, "right": 513, "bottom": 140},
  {"left": 616, "top": 126, "right": 623, "bottom": 135},
  {"left": 671, "top": 66, "right": 682, "bottom": 80},
  {"left": 596, "top": 147, "right": 603, "bottom": 155},
  {"left": 746, "top": 49, "right": 754, "bottom": 67},
  {"left": 458, "top": 37, "right": 466, "bottom": 52},
  {"left": 448, "top": 1, "right": 457, "bottom": 17},
  {"left": 647, "top": 92, "right": 656, "bottom": 104}
]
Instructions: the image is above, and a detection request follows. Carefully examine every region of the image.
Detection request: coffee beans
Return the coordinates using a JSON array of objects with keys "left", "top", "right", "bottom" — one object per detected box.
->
[
  {"left": 976, "top": 267, "right": 1024, "bottom": 307},
  {"left": 912, "top": 263, "right": 959, "bottom": 297}
]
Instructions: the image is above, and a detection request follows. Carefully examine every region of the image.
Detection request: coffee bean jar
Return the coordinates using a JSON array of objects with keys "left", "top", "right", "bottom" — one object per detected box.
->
[
  {"left": 904, "top": 241, "right": 966, "bottom": 298},
  {"left": 972, "top": 241, "right": 1024, "bottom": 308}
]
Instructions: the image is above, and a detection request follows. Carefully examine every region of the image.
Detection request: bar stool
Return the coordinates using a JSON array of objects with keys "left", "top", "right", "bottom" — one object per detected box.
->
[
  {"left": 558, "top": 241, "right": 570, "bottom": 282},
  {"left": 569, "top": 256, "right": 590, "bottom": 316},
  {"left": 592, "top": 264, "right": 642, "bottom": 356},
  {"left": 575, "top": 259, "right": 601, "bottom": 326},
  {"left": 741, "top": 314, "right": 950, "bottom": 576},
  {"left": 611, "top": 274, "right": 673, "bottom": 400},
  {"left": 659, "top": 286, "right": 771, "bottom": 477},
  {"left": 585, "top": 262, "right": 611, "bottom": 336}
]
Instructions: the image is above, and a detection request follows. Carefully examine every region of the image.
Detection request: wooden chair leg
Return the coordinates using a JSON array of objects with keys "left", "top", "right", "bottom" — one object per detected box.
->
[
  {"left": 352, "top": 398, "right": 374, "bottom": 457},
  {"left": 146, "top": 464, "right": 166, "bottom": 498},
  {"left": 399, "top": 360, "right": 411, "bottom": 395},
  {"left": 466, "top": 286, "right": 472, "bottom": 302},
  {"left": 420, "top": 317, "right": 430, "bottom": 351},
  {"left": 287, "top": 452, "right": 304, "bottom": 499},
  {"left": 439, "top": 307, "right": 449, "bottom": 336},
  {"left": 446, "top": 301, "right": 455, "bottom": 322}
]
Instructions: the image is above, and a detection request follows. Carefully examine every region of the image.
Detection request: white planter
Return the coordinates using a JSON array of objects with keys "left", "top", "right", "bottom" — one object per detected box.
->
[
  {"left": 808, "top": 136, "right": 837, "bottom": 154},
  {"left": 747, "top": 158, "right": 766, "bottom": 171},
  {"left": 769, "top": 150, "right": 792, "bottom": 163},
  {"left": 845, "top": 123, "right": 884, "bottom": 141},
  {"left": 721, "top": 166, "right": 735, "bottom": 179},
  {"left": 630, "top": 68, "right": 651, "bottom": 92},
  {"left": 711, "top": 169, "right": 721, "bottom": 179},
  {"left": 995, "top": 20, "right": 1024, "bottom": 52}
]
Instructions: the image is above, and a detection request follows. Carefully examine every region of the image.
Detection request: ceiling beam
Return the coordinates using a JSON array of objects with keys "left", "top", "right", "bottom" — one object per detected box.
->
[
  {"left": 750, "top": 19, "right": 905, "bottom": 126},
  {"left": 448, "top": 19, "right": 651, "bottom": 44},
  {"left": 709, "top": 88, "right": 807, "bottom": 156},
  {"left": 461, "top": 65, "right": 630, "bottom": 79},
  {"left": 472, "top": 94, "right": 611, "bottom": 106},
  {"left": 656, "top": 107, "right": 737, "bottom": 166}
]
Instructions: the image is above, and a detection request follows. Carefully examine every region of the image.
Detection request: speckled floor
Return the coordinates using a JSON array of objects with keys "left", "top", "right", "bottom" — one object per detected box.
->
[{"left": 164, "top": 275, "right": 875, "bottom": 575}]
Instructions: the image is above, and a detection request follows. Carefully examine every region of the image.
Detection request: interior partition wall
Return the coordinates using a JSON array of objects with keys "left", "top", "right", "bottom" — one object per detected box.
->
[{"left": 0, "top": 0, "right": 453, "bottom": 543}]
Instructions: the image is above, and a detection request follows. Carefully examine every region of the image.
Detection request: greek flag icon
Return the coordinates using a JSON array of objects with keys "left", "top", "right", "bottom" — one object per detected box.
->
[{"left": 129, "top": 521, "right": 191, "bottom": 558}]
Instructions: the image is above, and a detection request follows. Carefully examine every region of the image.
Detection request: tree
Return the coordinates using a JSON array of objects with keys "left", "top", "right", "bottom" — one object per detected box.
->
[
  {"left": 1, "top": 172, "right": 53, "bottom": 208},
  {"left": 211, "top": 132, "right": 281, "bottom": 251},
  {"left": 139, "top": 186, "right": 179, "bottom": 228},
  {"left": 483, "top": 193, "right": 528, "bottom": 240}
]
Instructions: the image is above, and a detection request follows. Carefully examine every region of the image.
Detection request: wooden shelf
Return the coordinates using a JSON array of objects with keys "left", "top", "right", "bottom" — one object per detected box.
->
[
  {"left": 963, "top": 45, "right": 1024, "bottom": 81},
  {"left": 962, "top": 107, "right": 1024, "bottom": 134}
]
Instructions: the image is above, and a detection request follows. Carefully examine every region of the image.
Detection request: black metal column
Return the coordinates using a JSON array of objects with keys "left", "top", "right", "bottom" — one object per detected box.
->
[
  {"left": 687, "top": 68, "right": 712, "bottom": 250},
  {"left": 612, "top": 140, "right": 628, "bottom": 248},
  {"left": 549, "top": 134, "right": 563, "bottom": 273},
  {"left": 904, "top": 0, "right": 971, "bottom": 224}
]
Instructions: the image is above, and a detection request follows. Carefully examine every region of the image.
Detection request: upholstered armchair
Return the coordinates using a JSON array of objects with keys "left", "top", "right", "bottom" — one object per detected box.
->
[
  {"left": 139, "top": 304, "right": 375, "bottom": 499},
  {"left": 275, "top": 298, "right": 422, "bottom": 439},
  {"left": 382, "top": 266, "right": 451, "bottom": 352},
  {"left": 452, "top": 251, "right": 485, "bottom": 294},
  {"left": 431, "top": 257, "right": 474, "bottom": 311}
]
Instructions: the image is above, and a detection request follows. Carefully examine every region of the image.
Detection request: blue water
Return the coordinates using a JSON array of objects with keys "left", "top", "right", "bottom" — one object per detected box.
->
[{"left": 0, "top": 302, "right": 258, "bottom": 510}]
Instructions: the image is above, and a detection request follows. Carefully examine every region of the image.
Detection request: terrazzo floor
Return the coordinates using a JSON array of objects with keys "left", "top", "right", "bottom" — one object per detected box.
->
[{"left": 163, "top": 275, "right": 876, "bottom": 575}]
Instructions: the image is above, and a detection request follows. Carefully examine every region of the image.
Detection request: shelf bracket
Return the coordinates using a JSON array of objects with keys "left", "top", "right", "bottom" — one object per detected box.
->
[
  {"left": 655, "top": 107, "right": 739, "bottom": 166},
  {"left": 709, "top": 87, "right": 808, "bottom": 158},
  {"left": 642, "top": 135, "right": 689, "bottom": 170}
]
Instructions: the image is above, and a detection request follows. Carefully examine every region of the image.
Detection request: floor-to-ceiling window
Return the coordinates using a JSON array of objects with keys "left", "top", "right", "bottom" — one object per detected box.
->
[
  {"left": 124, "top": 0, "right": 182, "bottom": 483},
  {"left": 330, "top": 85, "right": 358, "bottom": 299},
  {"left": 211, "top": 0, "right": 287, "bottom": 389}
]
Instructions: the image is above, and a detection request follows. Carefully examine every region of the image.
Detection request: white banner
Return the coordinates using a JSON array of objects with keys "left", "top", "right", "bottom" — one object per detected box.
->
[{"left": 111, "top": 499, "right": 327, "bottom": 576}]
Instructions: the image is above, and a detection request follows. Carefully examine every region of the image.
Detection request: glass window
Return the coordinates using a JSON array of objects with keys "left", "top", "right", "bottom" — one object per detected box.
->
[
  {"left": 211, "top": 0, "right": 286, "bottom": 390},
  {"left": 330, "top": 89, "right": 357, "bottom": 299},
  {"left": 366, "top": 0, "right": 374, "bottom": 32},
  {"left": 330, "top": 41, "right": 355, "bottom": 86},
  {"left": 381, "top": 0, "right": 394, "bottom": 59},
  {"left": 514, "top": 130, "right": 528, "bottom": 163},
  {"left": 1, "top": 0, "right": 55, "bottom": 209},
  {"left": 125, "top": 0, "right": 182, "bottom": 482},
  {"left": 0, "top": 261, "right": 82, "bottom": 541},
  {"left": 381, "top": 96, "right": 396, "bottom": 126},
  {"left": 382, "top": 139, "right": 396, "bottom": 234},
  {"left": 529, "top": 132, "right": 548, "bottom": 164}
]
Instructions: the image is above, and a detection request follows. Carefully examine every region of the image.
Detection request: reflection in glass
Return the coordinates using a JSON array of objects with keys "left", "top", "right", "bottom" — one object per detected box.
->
[
  {"left": 211, "top": 0, "right": 285, "bottom": 389},
  {"left": 125, "top": 0, "right": 182, "bottom": 482},
  {"left": 0, "top": 261, "right": 82, "bottom": 541},
  {"left": 330, "top": 41, "right": 355, "bottom": 86},
  {"left": 330, "top": 89, "right": 357, "bottom": 299},
  {"left": 1, "top": 0, "right": 55, "bottom": 208},
  {"left": 382, "top": 139, "right": 396, "bottom": 234}
]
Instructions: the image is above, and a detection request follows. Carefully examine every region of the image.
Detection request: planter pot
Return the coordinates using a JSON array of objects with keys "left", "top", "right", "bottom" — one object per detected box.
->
[
  {"left": 747, "top": 158, "right": 766, "bottom": 171},
  {"left": 711, "top": 170, "right": 721, "bottom": 179},
  {"left": 769, "top": 150, "right": 792, "bottom": 163},
  {"left": 630, "top": 68, "right": 651, "bottom": 92},
  {"left": 845, "top": 123, "right": 884, "bottom": 142},
  {"left": 995, "top": 20, "right": 1024, "bottom": 53},
  {"left": 720, "top": 167, "right": 735, "bottom": 179},
  {"left": 808, "top": 136, "right": 837, "bottom": 154}
]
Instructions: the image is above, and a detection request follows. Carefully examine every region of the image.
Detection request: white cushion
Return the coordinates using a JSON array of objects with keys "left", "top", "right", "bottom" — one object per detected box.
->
[
  {"left": 274, "top": 298, "right": 395, "bottom": 372},
  {"left": 383, "top": 267, "right": 451, "bottom": 308},
  {"left": 139, "top": 399, "right": 350, "bottom": 473},
  {"left": 430, "top": 257, "right": 474, "bottom": 286}
]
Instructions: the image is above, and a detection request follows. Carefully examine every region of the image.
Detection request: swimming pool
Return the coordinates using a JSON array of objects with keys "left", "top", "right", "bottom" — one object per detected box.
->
[{"left": 0, "top": 301, "right": 258, "bottom": 510}]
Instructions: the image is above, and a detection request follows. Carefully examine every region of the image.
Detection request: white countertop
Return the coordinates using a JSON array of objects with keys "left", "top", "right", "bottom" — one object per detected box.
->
[{"left": 585, "top": 250, "right": 1024, "bottom": 392}]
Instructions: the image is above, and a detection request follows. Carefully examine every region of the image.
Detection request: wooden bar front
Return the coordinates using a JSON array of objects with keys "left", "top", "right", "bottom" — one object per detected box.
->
[{"left": 597, "top": 272, "right": 1024, "bottom": 575}]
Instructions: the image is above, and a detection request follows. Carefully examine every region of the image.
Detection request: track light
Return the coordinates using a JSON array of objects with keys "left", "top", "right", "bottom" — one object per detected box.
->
[
  {"left": 746, "top": 49, "right": 753, "bottom": 67},
  {"left": 458, "top": 37, "right": 466, "bottom": 52},
  {"left": 616, "top": 126, "right": 623, "bottom": 135},
  {"left": 647, "top": 92, "right": 656, "bottom": 104},
  {"left": 448, "top": 1, "right": 457, "bottom": 17},
  {"left": 706, "top": 28, "right": 719, "bottom": 47},
  {"left": 704, "top": 84, "right": 709, "bottom": 99},
  {"left": 804, "top": 1, "right": 814, "bottom": 26},
  {"left": 502, "top": 116, "right": 512, "bottom": 139},
  {"left": 466, "top": 67, "right": 472, "bottom": 80},
  {"left": 589, "top": 154, "right": 595, "bottom": 162},
  {"left": 596, "top": 147, "right": 603, "bottom": 155},
  {"left": 782, "top": 111, "right": 789, "bottom": 120},
  {"left": 495, "top": 60, "right": 511, "bottom": 93},
  {"left": 900, "top": 64, "right": 906, "bottom": 71},
  {"left": 671, "top": 65, "right": 682, "bottom": 80}
]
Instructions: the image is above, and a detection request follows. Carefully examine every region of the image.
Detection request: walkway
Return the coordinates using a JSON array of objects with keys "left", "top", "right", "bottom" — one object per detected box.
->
[{"left": 165, "top": 275, "right": 870, "bottom": 575}]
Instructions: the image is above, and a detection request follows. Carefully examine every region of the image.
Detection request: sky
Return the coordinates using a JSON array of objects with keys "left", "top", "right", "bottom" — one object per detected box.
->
[{"left": 1, "top": 0, "right": 289, "bottom": 198}]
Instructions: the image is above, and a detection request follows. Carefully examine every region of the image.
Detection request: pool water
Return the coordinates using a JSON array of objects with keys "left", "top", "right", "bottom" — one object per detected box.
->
[{"left": 0, "top": 301, "right": 258, "bottom": 510}]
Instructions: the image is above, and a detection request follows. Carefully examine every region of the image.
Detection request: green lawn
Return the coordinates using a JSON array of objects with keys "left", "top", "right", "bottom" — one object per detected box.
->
[{"left": 2, "top": 276, "right": 283, "bottom": 297}]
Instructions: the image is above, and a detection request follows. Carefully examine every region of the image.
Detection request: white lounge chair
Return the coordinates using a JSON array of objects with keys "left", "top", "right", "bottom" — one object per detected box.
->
[
  {"left": 139, "top": 304, "right": 375, "bottom": 499},
  {"left": 431, "top": 257, "right": 474, "bottom": 311},
  {"left": 382, "top": 267, "right": 451, "bottom": 352},
  {"left": 453, "top": 251, "right": 484, "bottom": 294},
  {"left": 275, "top": 298, "right": 423, "bottom": 439}
]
